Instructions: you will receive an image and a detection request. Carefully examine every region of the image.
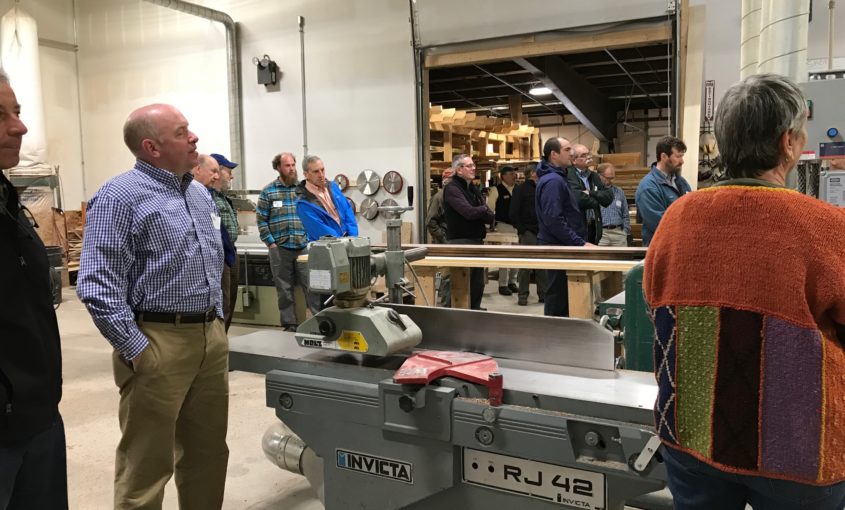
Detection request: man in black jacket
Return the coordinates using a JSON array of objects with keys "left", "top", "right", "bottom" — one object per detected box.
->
[
  {"left": 443, "top": 154, "right": 494, "bottom": 310},
  {"left": 509, "top": 165, "right": 546, "bottom": 306},
  {"left": 486, "top": 166, "right": 518, "bottom": 295},
  {"left": 0, "top": 73, "right": 67, "bottom": 509},
  {"left": 566, "top": 144, "right": 613, "bottom": 244}
]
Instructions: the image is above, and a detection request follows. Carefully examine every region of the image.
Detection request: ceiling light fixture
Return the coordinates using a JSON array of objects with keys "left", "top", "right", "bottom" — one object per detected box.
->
[{"left": 529, "top": 86, "right": 552, "bottom": 96}]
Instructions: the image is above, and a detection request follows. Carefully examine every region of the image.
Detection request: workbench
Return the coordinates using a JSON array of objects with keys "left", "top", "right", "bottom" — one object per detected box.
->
[{"left": 412, "top": 256, "right": 638, "bottom": 318}]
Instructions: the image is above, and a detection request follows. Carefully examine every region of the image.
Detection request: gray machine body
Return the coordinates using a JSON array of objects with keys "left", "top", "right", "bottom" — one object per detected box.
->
[
  {"left": 231, "top": 305, "right": 669, "bottom": 510},
  {"left": 801, "top": 79, "right": 845, "bottom": 160},
  {"left": 295, "top": 237, "right": 426, "bottom": 356},
  {"left": 819, "top": 170, "right": 845, "bottom": 207}
]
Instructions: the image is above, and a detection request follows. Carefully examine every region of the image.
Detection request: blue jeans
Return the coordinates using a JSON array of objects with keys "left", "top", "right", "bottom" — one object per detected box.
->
[
  {"left": 0, "top": 414, "right": 68, "bottom": 510},
  {"left": 664, "top": 446, "right": 845, "bottom": 510}
]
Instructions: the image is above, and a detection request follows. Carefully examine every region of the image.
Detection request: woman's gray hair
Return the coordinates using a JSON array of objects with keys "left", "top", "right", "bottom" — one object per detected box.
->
[{"left": 715, "top": 74, "right": 806, "bottom": 178}]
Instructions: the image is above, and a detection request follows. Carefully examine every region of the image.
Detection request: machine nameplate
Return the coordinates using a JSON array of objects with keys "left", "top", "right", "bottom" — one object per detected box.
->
[
  {"left": 462, "top": 448, "right": 606, "bottom": 509},
  {"left": 310, "top": 269, "right": 332, "bottom": 291},
  {"left": 336, "top": 449, "right": 413, "bottom": 484},
  {"left": 338, "top": 330, "right": 369, "bottom": 352}
]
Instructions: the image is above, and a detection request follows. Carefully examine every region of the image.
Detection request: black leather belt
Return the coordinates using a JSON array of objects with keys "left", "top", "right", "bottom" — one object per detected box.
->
[
  {"left": 603, "top": 224, "right": 624, "bottom": 230},
  {"left": 135, "top": 309, "right": 217, "bottom": 324}
]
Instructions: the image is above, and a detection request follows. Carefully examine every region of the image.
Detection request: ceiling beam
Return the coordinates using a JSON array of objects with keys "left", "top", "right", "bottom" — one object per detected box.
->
[
  {"left": 424, "top": 21, "right": 671, "bottom": 68},
  {"left": 514, "top": 55, "right": 616, "bottom": 141}
]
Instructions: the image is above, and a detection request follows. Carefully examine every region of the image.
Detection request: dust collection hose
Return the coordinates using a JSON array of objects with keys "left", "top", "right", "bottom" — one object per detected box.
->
[{"left": 262, "top": 422, "right": 307, "bottom": 474}]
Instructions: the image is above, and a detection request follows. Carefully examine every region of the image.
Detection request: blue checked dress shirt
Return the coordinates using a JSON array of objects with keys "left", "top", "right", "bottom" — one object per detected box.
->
[
  {"left": 599, "top": 184, "right": 631, "bottom": 235},
  {"left": 77, "top": 160, "right": 224, "bottom": 361}
]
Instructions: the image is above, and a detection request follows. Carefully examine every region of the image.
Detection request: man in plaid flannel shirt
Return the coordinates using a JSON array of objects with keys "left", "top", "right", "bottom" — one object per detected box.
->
[
  {"left": 256, "top": 153, "right": 319, "bottom": 330},
  {"left": 210, "top": 153, "right": 240, "bottom": 331}
]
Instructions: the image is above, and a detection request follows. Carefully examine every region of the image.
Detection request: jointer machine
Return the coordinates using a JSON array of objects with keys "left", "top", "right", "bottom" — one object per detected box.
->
[{"left": 229, "top": 205, "right": 670, "bottom": 510}]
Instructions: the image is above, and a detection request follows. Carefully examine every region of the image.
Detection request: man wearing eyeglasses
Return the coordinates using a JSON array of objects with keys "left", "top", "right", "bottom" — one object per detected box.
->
[
  {"left": 443, "top": 154, "right": 495, "bottom": 310},
  {"left": 566, "top": 144, "right": 613, "bottom": 245}
]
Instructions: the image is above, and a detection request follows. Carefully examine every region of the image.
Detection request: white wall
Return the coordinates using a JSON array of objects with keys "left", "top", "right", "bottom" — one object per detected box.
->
[
  {"left": 75, "top": 0, "right": 416, "bottom": 241},
  {"left": 0, "top": 0, "right": 85, "bottom": 209},
  {"left": 697, "top": 0, "right": 845, "bottom": 117},
  {"left": 694, "top": 0, "right": 741, "bottom": 126},
  {"left": 808, "top": 0, "right": 845, "bottom": 66}
]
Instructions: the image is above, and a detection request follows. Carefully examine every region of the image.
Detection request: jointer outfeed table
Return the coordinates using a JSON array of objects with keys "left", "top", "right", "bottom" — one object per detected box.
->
[{"left": 230, "top": 304, "right": 671, "bottom": 510}]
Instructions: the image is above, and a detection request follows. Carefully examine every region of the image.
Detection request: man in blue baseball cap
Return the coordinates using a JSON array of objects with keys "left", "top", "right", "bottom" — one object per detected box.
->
[
  {"left": 210, "top": 153, "right": 237, "bottom": 170},
  {"left": 210, "top": 153, "right": 240, "bottom": 331}
]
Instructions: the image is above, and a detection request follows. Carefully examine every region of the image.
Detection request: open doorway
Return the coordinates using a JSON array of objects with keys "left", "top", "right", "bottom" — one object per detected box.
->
[{"left": 415, "top": 18, "right": 677, "bottom": 245}]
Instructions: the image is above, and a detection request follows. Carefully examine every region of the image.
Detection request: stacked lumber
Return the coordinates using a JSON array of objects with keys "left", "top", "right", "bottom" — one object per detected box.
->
[
  {"left": 612, "top": 167, "right": 649, "bottom": 203},
  {"left": 430, "top": 106, "right": 538, "bottom": 137},
  {"left": 65, "top": 210, "right": 85, "bottom": 272},
  {"left": 600, "top": 152, "right": 642, "bottom": 167}
]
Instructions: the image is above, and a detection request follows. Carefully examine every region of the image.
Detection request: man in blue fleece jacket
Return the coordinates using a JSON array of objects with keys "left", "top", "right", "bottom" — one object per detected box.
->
[
  {"left": 295, "top": 154, "right": 358, "bottom": 242},
  {"left": 536, "top": 137, "right": 595, "bottom": 317}
]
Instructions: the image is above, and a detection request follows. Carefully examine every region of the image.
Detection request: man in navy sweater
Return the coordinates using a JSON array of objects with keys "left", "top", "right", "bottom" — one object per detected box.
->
[{"left": 536, "top": 137, "right": 596, "bottom": 317}]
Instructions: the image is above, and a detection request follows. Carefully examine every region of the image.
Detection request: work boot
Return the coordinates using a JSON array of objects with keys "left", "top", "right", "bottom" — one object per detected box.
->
[
  {"left": 517, "top": 297, "right": 527, "bottom": 306},
  {"left": 507, "top": 283, "right": 519, "bottom": 293},
  {"left": 498, "top": 287, "right": 512, "bottom": 296}
]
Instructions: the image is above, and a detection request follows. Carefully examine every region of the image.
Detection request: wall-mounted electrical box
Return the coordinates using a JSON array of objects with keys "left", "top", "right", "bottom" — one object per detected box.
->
[{"left": 254, "top": 55, "right": 278, "bottom": 86}]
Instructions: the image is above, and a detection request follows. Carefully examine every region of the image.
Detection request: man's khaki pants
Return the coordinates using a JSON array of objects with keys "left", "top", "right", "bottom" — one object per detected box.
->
[
  {"left": 112, "top": 318, "right": 229, "bottom": 510},
  {"left": 598, "top": 228, "right": 628, "bottom": 247},
  {"left": 221, "top": 254, "right": 240, "bottom": 331}
]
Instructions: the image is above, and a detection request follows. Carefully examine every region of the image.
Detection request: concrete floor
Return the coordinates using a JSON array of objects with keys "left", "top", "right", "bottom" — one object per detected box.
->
[{"left": 57, "top": 279, "right": 542, "bottom": 509}]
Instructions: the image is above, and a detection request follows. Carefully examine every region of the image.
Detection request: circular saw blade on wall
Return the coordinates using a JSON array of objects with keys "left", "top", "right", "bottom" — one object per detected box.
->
[
  {"left": 360, "top": 197, "right": 379, "bottom": 220},
  {"left": 357, "top": 169, "right": 381, "bottom": 196},
  {"left": 382, "top": 171, "right": 404, "bottom": 194},
  {"left": 346, "top": 197, "right": 356, "bottom": 214},
  {"left": 380, "top": 198, "right": 398, "bottom": 207},
  {"left": 334, "top": 173, "right": 349, "bottom": 191}
]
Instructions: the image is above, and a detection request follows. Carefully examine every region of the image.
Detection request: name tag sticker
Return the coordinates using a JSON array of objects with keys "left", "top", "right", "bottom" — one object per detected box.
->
[
  {"left": 616, "top": 200, "right": 622, "bottom": 208},
  {"left": 272, "top": 200, "right": 285, "bottom": 208},
  {"left": 211, "top": 214, "right": 221, "bottom": 230}
]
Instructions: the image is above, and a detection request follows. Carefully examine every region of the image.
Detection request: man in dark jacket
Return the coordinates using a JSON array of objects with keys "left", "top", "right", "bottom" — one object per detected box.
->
[
  {"left": 567, "top": 144, "right": 613, "bottom": 244},
  {"left": 0, "top": 74, "right": 67, "bottom": 509},
  {"left": 486, "top": 165, "right": 518, "bottom": 295},
  {"left": 536, "top": 137, "right": 595, "bottom": 317},
  {"left": 444, "top": 154, "right": 494, "bottom": 310},
  {"left": 509, "top": 165, "right": 546, "bottom": 306},
  {"left": 425, "top": 168, "right": 454, "bottom": 307}
]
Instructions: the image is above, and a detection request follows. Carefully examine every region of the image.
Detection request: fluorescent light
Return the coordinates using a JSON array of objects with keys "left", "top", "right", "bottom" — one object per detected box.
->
[{"left": 529, "top": 86, "right": 552, "bottom": 96}]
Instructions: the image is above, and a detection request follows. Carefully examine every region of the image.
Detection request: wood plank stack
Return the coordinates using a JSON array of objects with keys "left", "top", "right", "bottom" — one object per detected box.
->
[
  {"left": 600, "top": 152, "right": 642, "bottom": 167},
  {"left": 65, "top": 210, "right": 85, "bottom": 273},
  {"left": 612, "top": 167, "right": 649, "bottom": 204}
]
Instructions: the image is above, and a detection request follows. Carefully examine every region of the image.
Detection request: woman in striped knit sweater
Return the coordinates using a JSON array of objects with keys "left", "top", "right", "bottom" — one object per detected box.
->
[{"left": 644, "top": 74, "right": 845, "bottom": 509}]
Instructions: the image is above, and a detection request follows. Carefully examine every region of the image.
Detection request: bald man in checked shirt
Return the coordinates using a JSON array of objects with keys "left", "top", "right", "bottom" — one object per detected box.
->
[{"left": 77, "top": 104, "right": 228, "bottom": 510}]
